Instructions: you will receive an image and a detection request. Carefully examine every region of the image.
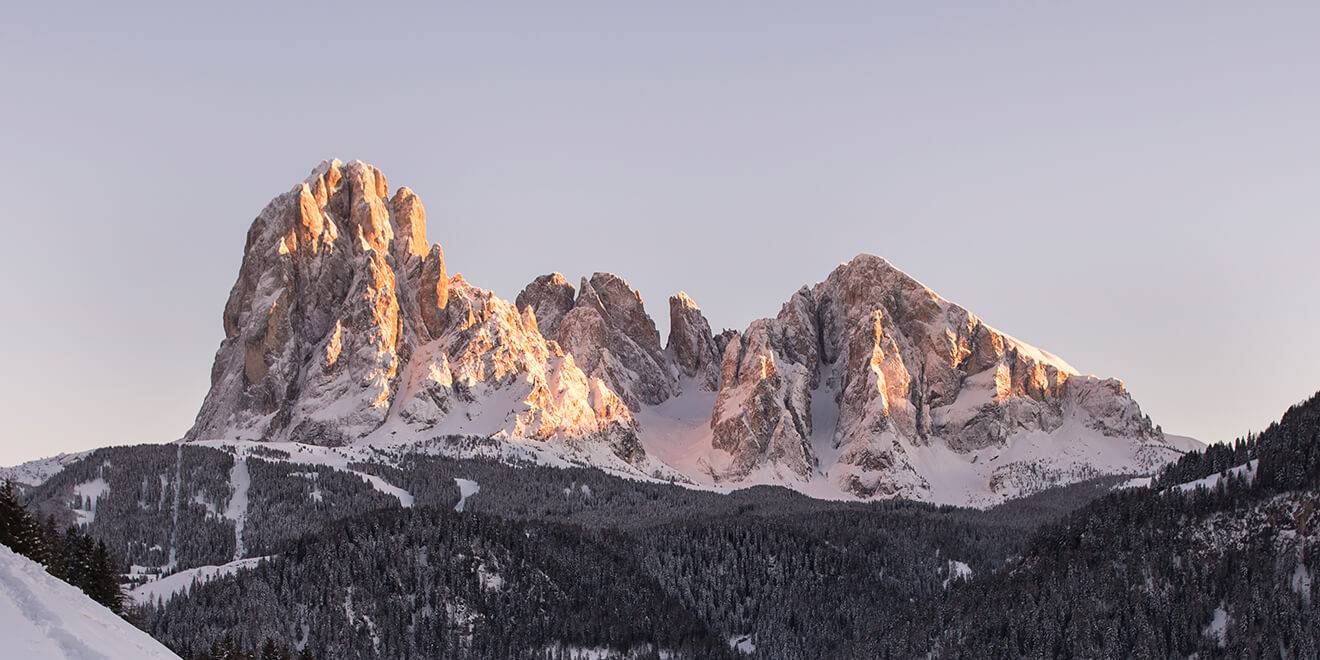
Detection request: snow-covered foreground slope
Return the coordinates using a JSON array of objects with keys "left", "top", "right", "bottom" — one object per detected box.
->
[{"left": 0, "top": 545, "right": 178, "bottom": 659}]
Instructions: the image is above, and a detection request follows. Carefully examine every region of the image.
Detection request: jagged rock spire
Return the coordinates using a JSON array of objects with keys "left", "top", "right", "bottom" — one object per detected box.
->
[{"left": 667, "top": 292, "right": 721, "bottom": 390}]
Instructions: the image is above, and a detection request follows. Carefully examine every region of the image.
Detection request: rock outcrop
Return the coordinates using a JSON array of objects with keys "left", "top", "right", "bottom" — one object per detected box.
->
[
  {"left": 667, "top": 292, "right": 722, "bottom": 390},
  {"left": 515, "top": 273, "right": 575, "bottom": 336},
  {"left": 547, "top": 273, "right": 677, "bottom": 410}
]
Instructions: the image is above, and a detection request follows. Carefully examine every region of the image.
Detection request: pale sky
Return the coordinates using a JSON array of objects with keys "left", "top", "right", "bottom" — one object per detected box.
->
[{"left": 1, "top": 3, "right": 1317, "bottom": 465}]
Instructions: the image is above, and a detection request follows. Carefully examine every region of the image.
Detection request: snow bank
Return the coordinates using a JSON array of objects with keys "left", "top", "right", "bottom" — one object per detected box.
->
[
  {"left": 1112, "top": 476, "right": 1152, "bottom": 490},
  {"left": 0, "top": 545, "right": 178, "bottom": 658},
  {"left": 728, "top": 634, "right": 756, "bottom": 654}
]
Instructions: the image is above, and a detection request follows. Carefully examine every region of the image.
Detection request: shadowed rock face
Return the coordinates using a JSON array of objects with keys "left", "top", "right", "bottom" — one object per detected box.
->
[
  {"left": 190, "top": 160, "right": 1183, "bottom": 505},
  {"left": 667, "top": 292, "right": 722, "bottom": 390},
  {"left": 515, "top": 273, "right": 575, "bottom": 337}
]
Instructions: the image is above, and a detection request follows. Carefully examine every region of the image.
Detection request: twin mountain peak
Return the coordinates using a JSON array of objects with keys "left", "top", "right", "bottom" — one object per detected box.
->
[{"left": 187, "top": 159, "right": 1196, "bottom": 507}]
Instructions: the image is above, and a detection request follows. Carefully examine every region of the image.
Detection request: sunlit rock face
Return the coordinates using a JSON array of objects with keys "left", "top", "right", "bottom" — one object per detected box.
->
[
  {"left": 187, "top": 160, "right": 641, "bottom": 463},
  {"left": 545, "top": 273, "right": 678, "bottom": 410}
]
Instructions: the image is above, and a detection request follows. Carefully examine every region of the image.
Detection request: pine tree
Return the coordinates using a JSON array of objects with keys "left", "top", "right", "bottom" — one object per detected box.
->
[
  {"left": 89, "top": 540, "right": 122, "bottom": 613},
  {"left": 0, "top": 480, "right": 45, "bottom": 560}
]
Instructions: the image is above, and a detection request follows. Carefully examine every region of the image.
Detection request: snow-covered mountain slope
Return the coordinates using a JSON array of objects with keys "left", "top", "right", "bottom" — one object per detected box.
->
[
  {"left": 0, "top": 545, "right": 178, "bottom": 659},
  {"left": 181, "top": 159, "right": 1198, "bottom": 507},
  {"left": 0, "top": 453, "right": 90, "bottom": 487}
]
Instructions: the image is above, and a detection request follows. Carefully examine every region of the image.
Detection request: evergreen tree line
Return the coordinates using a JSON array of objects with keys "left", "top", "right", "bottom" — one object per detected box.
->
[
  {"left": 0, "top": 479, "right": 122, "bottom": 613},
  {"left": 928, "top": 391, "right": 1320, "bottom": 657}
]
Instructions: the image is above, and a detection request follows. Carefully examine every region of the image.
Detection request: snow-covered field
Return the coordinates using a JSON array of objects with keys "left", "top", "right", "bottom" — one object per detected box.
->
[{"left": 0, "top": 546, "right": 178, "bottom": 659}]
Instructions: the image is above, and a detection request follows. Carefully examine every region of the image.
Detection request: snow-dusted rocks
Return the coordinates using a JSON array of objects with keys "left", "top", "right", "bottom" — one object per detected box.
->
[
  {"left": 0, "top": 546, "right": 178, "bottom": 658},
  {"left": 705, "top": 254, "right": 1185, "bottom": 504},
  {"left": 551, "top": 273, "right": 678, "bottom": 410},
  {"left": 188, "top": 160, "right": 642, "bottom": 464},
  {"left": 187, "top": 161, "right": 1190, "bottom": 506}
]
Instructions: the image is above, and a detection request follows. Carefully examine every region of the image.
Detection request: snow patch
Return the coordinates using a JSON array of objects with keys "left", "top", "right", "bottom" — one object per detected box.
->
[
  {"left": 1203, "top": 605, "right": 1230, "bottom": 647},
  {"left": 943, "top": 560, "right": 973, "bottom": 588},
  {"left": 454, "top": 478, "right": 480, "bottom": 513},
  {"left": 1292, "top": 562, "right": 1312, "bottom": 605},
  {"left": 71, "top": 478, "right": 108, "bottom": 525}
]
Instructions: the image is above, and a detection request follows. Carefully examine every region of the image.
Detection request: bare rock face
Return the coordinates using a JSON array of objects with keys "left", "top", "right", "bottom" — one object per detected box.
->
[
  {"left": 709, "top": 254, "right": 1173, "bottom": 501},
  {"left": 515, "top": 273, "right": 575, "bottom": 336},
  {"left": 666, "top": 292, "right": 722, "bottom": 390},
  {"left": 195, "top": 160, "right": 414, "bottom": 445},
  {"left": 187, "top": 160, "right": 643, "bottom": 463},
  {"left": 553, "top": 273, "right": 677, "bottom": 410}
]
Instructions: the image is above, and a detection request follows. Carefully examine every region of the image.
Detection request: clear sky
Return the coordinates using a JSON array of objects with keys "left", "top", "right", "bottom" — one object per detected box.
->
[{"left": 1, "top": 3, "right": 1317, "bottom": 465}]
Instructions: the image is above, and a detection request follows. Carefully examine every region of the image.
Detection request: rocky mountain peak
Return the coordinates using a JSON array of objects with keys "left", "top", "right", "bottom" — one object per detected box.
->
[
  {"left": 189, "top": 165, "right": 1190, "bottom": 507},
  {"left": 188, "top": 161, "right": 646, "bottom": 465},
  {"left": 515, "top": 273, "right": 576, "bottom": 336},
  {"left": 705, "top": 252, "right": 1175, "bottom": 503}
]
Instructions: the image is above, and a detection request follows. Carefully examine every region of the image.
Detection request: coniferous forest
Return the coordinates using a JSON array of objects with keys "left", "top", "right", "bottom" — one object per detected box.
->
[{"left": 4, "top": 392, "right": 1319, "bottom": 658}]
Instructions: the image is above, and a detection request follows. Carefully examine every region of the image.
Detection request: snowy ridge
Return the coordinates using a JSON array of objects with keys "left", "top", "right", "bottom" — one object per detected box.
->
[
  {"left": 0, "top": 545, "right": 178, "bottom": 659},
  {"left": 0, "top": 452, "right": 89, "bottom": 487}
]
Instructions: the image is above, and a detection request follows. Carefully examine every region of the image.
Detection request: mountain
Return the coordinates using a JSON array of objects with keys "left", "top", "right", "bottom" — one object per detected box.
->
[
  {"left": 0, "top": 544, "right": 178, "bottom": 659},
  {"left": 184, "top": 159, "right": 1195, "bottom": 506}
]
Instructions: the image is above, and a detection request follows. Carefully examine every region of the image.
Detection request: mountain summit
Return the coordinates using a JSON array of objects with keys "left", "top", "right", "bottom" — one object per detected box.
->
[{"left": 187, "top": 160, "right": 1195, "bottom": 506}]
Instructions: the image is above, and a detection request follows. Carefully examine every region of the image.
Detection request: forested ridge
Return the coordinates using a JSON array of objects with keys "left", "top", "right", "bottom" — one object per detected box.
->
[{"left": 5, "top": 392, "right": 1318, "bottom": 658}]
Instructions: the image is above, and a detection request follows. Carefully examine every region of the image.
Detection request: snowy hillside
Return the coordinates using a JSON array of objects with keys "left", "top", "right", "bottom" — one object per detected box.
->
[{"left": 0, "top": 545, "right": 177, "bottom": 659}]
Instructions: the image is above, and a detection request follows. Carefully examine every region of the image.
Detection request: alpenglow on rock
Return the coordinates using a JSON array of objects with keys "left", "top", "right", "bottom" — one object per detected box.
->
[
  {"left": 187, "top": 160, "right": 643, "bottom": 464},
  {"left": 188, "top": 160, "right": 1195, "bottom": 507}
]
